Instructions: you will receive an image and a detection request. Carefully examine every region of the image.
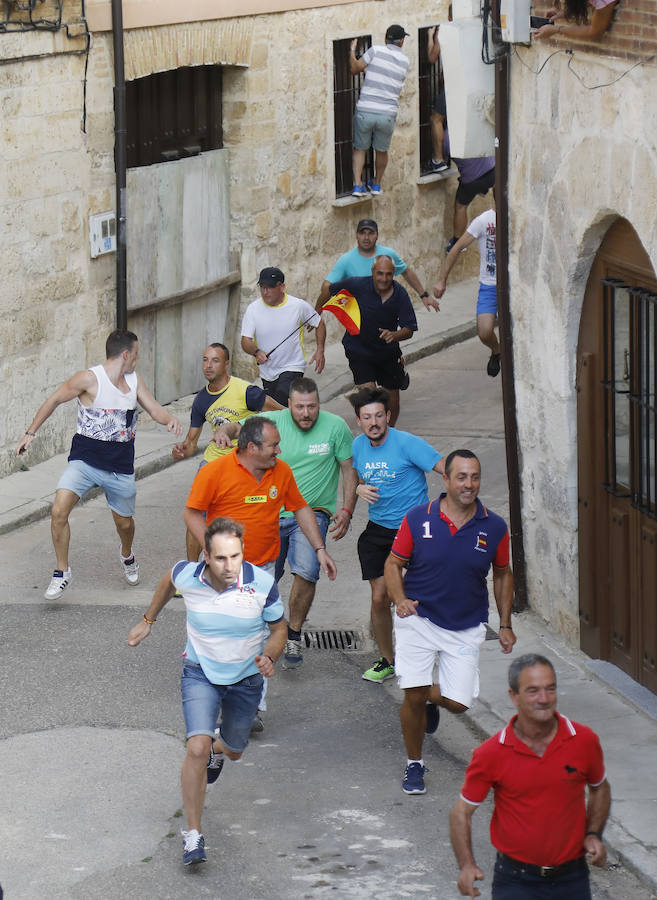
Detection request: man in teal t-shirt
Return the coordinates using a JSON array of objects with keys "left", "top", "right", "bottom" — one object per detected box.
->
[
  {"left": 214, "top": 377, "right": 358, "bottom": 670},
  {"left": 316, "top": 219, "right": 438, "bottom": 312}
]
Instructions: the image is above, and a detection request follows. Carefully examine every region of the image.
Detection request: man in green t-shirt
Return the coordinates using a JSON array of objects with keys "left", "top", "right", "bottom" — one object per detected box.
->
[{"left": 215, "top": 377, "right": 357, "bottom": 669}]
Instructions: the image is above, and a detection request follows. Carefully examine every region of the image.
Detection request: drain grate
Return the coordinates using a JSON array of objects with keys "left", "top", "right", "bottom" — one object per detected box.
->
[{"left": 301, "top": 629, "right": 363, "bottom": 651}]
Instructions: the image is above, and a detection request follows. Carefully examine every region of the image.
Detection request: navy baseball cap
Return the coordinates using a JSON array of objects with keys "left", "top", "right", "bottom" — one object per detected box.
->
[
  {"left": 258, "top": 267, "right": 285, "bottom": 286},
  {"left": 357, "top": 219, "right": 378, "bottom": 232}
]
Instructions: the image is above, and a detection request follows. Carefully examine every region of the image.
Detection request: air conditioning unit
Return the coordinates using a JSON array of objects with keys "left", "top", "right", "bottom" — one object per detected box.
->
[{"left": 440, "top": 20, "right": 495, "bottom": 159}]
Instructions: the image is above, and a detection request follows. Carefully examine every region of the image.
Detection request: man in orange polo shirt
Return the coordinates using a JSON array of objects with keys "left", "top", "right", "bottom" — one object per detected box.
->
[{"left": 185, "top": 416, "right": 337, "bottom": 580}]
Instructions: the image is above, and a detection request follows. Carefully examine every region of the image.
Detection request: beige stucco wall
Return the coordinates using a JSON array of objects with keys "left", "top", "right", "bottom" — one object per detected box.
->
[
  {"left": 2, "top": 0, "right": 470, "bottom": 475},
  {"left": 508, "top": 48, "right": 657, "bottom": 641}
]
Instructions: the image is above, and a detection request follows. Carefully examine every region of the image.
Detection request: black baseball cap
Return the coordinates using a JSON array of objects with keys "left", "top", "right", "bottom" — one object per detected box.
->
[
  {"left": 258, "top": 267, "right": 285, "bottom": 286},
  {"left": 386, "top": 25, "right": 409, "bottom": 42},
  {"left": 357, "top": 219, "right": 378, "bottom": 232}
]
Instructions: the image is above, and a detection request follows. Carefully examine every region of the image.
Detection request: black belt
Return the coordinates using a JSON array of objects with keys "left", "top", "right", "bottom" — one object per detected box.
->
[{"left": 497, "top": 852, "right": 587, "bottom": 879}]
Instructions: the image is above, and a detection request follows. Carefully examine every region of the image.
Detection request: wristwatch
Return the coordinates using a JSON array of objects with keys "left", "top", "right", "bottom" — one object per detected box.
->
[{"left": 420, "top": 291, "right": 429, "bottom": 299}]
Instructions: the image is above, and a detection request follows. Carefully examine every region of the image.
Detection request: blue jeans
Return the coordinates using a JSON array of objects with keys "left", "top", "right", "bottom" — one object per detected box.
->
[
  {"left": 275, "top": 510, "right": 330, "bottom": 583},
  {"left": 181, "top": 662, "right": 263, "bottom": 753},
  {"left": 492, "top": 854, "right": 591, "bottom": 899}
]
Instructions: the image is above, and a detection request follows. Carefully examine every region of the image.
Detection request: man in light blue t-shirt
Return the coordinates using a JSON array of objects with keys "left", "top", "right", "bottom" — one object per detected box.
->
[
  {"left": 316, "top": 219, "right": 438, "bottom": 313},
  {"left": 350, "top": 386, "right": 444, "bottom": 684},
  {"left": 128, "top": 517, "right": 287, "bottom": 867}
]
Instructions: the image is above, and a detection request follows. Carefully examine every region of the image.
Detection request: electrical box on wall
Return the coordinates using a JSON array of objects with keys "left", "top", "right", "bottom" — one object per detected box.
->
[
  {"left": 439, "top": 20, "right": 495, "bottom": 159},
  {"left": 89, "top": 212, "right": 116, "bottom": 258},
  {"left": 500, "top": 0, "right": 531, "bottom": 42}
]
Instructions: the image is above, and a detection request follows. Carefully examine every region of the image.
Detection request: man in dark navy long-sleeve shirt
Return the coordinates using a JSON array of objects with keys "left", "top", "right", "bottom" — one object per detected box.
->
[{"left": 329, "top": 254, "right": 417, "bottom": 425}]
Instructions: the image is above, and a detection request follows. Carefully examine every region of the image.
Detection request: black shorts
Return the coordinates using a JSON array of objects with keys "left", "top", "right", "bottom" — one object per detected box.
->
[
  {"left": 347, "top": 351, "right": 407, "bottom": 390},
  {"left": 357, "top": 520, "right": 399, "bottom": 581},
  {"left": 455, "top": 166, "right": 495, "bottom": 206},
  {"left": 432, "top": 89, "right": 446, "bottom": 118},
  {"left": 261, "top": 370, "right": 304, "bottom": 407}
]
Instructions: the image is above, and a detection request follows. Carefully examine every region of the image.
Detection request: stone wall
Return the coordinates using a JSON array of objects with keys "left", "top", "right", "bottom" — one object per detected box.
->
[
  {"left": 1, "top": 0, "right": 475, "bottom": 476},
  {"left": 221, "top": 0, "right": 485, "bottom": 381},
  {"left": 507, "top": 46, "right": 657, "bottom": 639},
  {"left": 0, "top": 2, "right": 117, "bottom": 475}
]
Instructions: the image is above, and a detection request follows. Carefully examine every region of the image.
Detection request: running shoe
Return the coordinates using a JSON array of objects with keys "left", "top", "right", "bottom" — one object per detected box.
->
[
  {"left": 182, "top": 829, "right": 206, "bottom": 865},
  {"left": 121, "top": 554, "right": 140, "bottom": 585},
  {"left": 44, "top": 569, "right": 72, "bottom": 601},
  {"left": 282, "top": 638, "right": 303, "bottom": 669},
  {"left": 206, "top": 750, "right": 225, "bottom": 785},
  {"left": 402, "top": 762, "right": 427, "bottom": 795},
  {"left": 425, "top": 702, "right": 440, "bottom": 734},
  {"left": 362, "top": 658, "right": 395, "bottom": 683}
]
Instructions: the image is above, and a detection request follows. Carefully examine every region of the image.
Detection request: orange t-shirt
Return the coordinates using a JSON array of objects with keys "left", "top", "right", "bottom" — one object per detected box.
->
[{"left": 186, "top": 451, "right": 307, "bottom": 565}]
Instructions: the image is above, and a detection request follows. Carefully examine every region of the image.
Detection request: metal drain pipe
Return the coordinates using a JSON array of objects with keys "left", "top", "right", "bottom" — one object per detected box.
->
[
  {"left": 111, "top": 0, "right": 127, "bottom": 329},
  {"left": 492, "top": 0, "right": 528, "bottom": 610}
]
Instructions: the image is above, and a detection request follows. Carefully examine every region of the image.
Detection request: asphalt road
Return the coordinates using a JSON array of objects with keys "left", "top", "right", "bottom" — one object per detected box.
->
[{"left": 0, "top": 341, "right": 653, "bottom": 899}]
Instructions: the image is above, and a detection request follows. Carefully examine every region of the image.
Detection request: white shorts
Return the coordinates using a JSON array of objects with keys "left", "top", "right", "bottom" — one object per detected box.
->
[{"left": 393, "top": 614, "right": 486, "bottom": 707}]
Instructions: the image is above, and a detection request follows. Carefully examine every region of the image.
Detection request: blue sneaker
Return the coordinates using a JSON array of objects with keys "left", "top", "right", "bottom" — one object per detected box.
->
[
  {"left": 182, "top": 829, "right": 206, "bottom": 865},
  {"left": 402, "top": 762, "right": 427, "bottom": 794},
  {"left": 425, "top": 702, "right": 440, "bottom": 734},
  {"left": 367, "top": 181, "right": 382, "bottom": 195},
  {"left": 352, "top": 184, "right": 369, "bottom": 197},
  {"left": 283, "top": 638, "right": 303, "bottom": 669},
  {"left": 206, "top": 749, "right": 224, "bottom": 785}
]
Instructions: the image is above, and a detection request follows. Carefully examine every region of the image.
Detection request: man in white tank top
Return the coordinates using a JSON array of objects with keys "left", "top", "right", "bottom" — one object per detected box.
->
[{"left": 17, "top": 330, "right": 183, "bottom": 600}]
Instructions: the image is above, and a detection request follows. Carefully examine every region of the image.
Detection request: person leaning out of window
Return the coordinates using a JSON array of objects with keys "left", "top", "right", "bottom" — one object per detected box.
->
[{"left": 533, "top": 0, "right": 618, "bottom": 40}]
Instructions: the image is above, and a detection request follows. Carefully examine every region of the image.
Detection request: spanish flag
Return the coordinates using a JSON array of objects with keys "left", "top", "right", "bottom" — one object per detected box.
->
[{"left": 321, "top": 289, "right": 361, "bottom": 334}]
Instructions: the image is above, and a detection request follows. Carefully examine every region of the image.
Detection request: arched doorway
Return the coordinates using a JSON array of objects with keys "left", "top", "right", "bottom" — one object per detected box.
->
[{"left": 577, "top": 218, "right": 657, "bottom": 694}]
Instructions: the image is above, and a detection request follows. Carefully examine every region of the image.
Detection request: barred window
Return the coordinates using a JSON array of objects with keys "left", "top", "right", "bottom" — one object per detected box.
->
[
  {"left": 126, "top": 66, "right": 223, "bottom": 169},
  {"left": 333, "top": 36, "right": 373, "bottom": 198},
  {"left": 418, "top": 26, "right": 444, "bottom": 175},
  {"left": 602, "top": 279, "right": 657, "bottom": 516}
]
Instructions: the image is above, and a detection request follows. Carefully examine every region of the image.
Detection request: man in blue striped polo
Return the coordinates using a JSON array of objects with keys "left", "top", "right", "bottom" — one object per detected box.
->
[
  {"left": 128, "top": 517, "right": 287, "bottom": 867},
  {"left": 349, "top": 25, "right": 410, "bottom": 197}
]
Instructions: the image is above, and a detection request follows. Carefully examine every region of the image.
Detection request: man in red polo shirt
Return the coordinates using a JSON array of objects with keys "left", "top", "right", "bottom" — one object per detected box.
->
[
  {"left": 185, "top": 416, "right": 337, "bottom": 579},
  {"left": 450, "top": 654, "right": 610, "bottom": 898}
]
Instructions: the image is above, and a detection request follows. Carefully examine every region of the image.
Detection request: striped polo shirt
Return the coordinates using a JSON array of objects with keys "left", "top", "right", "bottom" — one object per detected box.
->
[
  {"left": 356, "top": 44, "right": 410, "bottom": 117},
  {"left": 173, "top": 559, "right": 284, "bottom": 685}
]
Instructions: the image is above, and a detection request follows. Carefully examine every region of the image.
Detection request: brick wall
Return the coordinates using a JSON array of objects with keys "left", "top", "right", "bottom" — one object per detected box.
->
[{"left": 546, "top": 0, "right": 657, "bottom": 60}]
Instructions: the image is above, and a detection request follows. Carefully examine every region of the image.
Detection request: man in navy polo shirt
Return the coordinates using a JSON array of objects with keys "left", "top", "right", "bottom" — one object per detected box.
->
[
  {"left": 329, "top": 254, "right": 417, "bottom": 425},
  {"left": 384, "top": 449, "right": 516, "bottom": 795}
]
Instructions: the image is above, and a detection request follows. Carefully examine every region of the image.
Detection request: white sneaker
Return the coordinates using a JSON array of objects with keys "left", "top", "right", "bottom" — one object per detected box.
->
[
  {"left": 122, "top": 555, "right": 140, "bottom": 585},
  {"left": 44, "top": 569, "right": 72, "bottom": 600}
]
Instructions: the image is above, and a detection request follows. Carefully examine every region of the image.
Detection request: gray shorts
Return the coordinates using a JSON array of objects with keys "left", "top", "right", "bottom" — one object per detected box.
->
[{"left": 353, "top": 111, "right": 396, "bottom": 152}]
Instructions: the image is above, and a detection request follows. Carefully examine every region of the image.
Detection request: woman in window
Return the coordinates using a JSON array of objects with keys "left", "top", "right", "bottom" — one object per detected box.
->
[{"left": 533, "top": 0, "right": 618, "bottom": 40}]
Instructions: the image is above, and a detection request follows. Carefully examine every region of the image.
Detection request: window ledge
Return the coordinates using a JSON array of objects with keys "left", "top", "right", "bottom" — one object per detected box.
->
[
  {"left": 332, "top": 194, "right": 375, "bottom": 208},
  {"left": 417, "top": 169, "right": 458, "bottom": 185}
]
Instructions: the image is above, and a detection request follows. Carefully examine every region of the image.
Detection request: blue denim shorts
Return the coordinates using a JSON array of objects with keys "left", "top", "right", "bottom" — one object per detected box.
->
[
  {"left": 56, "top": 459, "right": 136, "bottom": 517},
  {"left": 275, "top": 510, "right": 330, "bottom": 583},
  {"left": 477, "top": 282, "right": 498, "bottom": 316},
  {"left": 181, "top": 662, "right": 263, "bottom": 753},
  {"left": 353, "top": 111, "right": 396, "bottom": 152}
]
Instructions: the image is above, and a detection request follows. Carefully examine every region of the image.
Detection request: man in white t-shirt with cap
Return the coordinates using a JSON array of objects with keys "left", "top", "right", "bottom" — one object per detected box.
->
[{"left": 241, "top": 267, "right": 326, "bottom": 406}]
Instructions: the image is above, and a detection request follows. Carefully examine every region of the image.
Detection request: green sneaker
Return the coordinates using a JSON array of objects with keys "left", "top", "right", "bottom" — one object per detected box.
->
[{"left": 362, "top": 657, "right": 395, "bottom": 683}]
